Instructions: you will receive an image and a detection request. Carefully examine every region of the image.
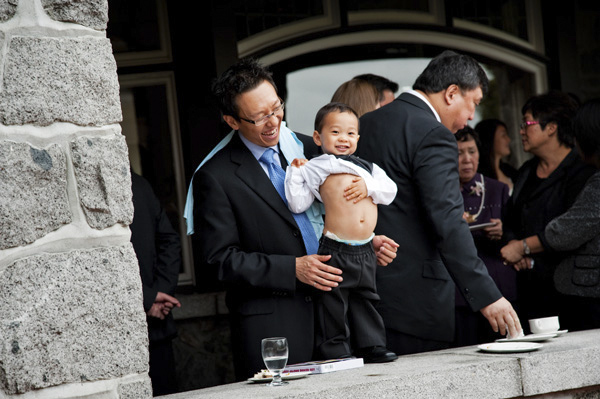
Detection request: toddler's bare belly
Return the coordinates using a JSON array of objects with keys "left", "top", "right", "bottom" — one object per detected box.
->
[{"left": 320, "top": 173, "right": 377, "bottom": 241}]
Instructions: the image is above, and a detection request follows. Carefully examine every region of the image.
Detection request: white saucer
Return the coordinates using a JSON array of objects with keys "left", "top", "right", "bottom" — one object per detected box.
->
[
  {"left": 496, "top": 332, "right": 557, "bottom": 343},
  {"left": 247, "top": 371, "right": 311, "bottom": 383},
  {"left": 554, "top": 329, "right": 568, "bottom": 336},
  {"left": 478, "top": 342, "right": 543, "bottom": 353}
]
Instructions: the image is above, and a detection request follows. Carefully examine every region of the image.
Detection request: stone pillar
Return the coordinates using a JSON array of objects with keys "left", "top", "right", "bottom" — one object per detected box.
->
[{"left": 0, "top": 1, "right": 151, "bottom": 398}]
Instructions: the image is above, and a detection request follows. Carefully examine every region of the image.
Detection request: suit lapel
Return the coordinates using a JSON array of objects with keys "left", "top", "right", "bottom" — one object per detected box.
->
[{"left": 229, "top": 134, "right": 299, "bottom": 227}]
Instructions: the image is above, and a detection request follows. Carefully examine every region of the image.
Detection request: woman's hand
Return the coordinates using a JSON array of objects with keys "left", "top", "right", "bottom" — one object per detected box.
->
[
  {"left": 500, "top": 239, "right": 524, "bottom": 264},
  {"left": 512, "top": 257, "right": 534, "bottom": 271},
  {"left": 483, "top": 218, "right": 503, "bottom": 241}
]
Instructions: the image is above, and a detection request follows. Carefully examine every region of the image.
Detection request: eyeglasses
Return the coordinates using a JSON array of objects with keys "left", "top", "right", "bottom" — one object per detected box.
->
[
  {"left": 520, "top": 120, "right": 540, "bottom": 130},
  {"left": 239, "top": 101, "right": 285, "bottom": 126}
]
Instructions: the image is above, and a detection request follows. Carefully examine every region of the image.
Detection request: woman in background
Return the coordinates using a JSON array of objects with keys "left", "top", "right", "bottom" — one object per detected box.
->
[
  {"left": 501, "top": 98, "right": 600, "bottom": 332},
  {"left": 501, "top": 91, "right": 596, "bottom": 331},
  {"left": 453, "top": 126, "right": 516, "bottom": 346},
  {"left": 475, "top": 118, "right": 517, "bottom": 193},
  {"left": 331, "top": 78, "right": 379, "bottom": 117}
]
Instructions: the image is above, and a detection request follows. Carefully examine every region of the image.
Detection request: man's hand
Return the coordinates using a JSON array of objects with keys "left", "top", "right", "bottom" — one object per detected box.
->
[
  {"left": 147, "top": 303, "right": 166, "bottom": 319},
  {"left": 480, "top": 297, "right": 522, "bottom": 337},
  {"left": 296, "top": 254, "right": 342, "bottom": 291},
  {"left": 344, "top": 177, "right": 368, "bottom": 203},
  {"left": 372, "top": 235, "right": 399, "bottom": 266},
  {"left": 291, "top": 158, "right": 308, "bottom": 168},
  {"left": 147, "top": 292, "right": 181, "bottom": 319}
]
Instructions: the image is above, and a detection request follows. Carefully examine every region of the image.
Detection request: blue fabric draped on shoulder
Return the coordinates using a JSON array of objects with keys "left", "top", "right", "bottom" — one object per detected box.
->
[{"left": 183, "top": 121, "right": 325, "bottom": 237}]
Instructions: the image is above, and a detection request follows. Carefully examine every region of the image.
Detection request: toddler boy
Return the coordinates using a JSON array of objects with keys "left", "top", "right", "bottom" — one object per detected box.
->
[{"left": 285, "top": 102, "right": 398, "bottom": 363}]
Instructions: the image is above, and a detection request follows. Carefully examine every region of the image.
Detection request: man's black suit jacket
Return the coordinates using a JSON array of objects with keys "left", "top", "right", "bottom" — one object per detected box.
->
[
  {"left": 192, "top": 132, "right": 316, "bottom": 380},
  {"left": 130, "top": 172, "right": 181, "bottom": 342},
  {"left": 356, "top": 92, "right": 502, "bottom": 343}
]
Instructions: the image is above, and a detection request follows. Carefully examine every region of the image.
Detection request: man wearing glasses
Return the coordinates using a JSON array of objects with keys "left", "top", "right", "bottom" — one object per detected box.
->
[{"left": 187, "top": 58, "right": 397, "bottom": 380}]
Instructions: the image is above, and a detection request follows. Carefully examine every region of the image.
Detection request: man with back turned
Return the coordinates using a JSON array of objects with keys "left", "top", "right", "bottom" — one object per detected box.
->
[{"left": 356, "top": 50, "right": 522, "bottom": 354}]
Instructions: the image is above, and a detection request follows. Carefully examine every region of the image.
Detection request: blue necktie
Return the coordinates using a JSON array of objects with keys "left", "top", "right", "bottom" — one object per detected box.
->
[{"left": 259, "top": 148, "right": 319, "bottom": 255}]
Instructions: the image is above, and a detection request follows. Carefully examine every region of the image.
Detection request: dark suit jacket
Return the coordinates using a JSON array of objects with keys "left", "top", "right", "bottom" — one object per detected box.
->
[
  {"left": 356, "top": 92, "right": 502, "bottom": 342},
  {"left": 192, "top": 133, "right": 315, "bottom": 380},
  {"left": 544, "top": 171, "right": 600, "bottom": 298},
  {"left": 296, "top": 132, "right": 320, "bottom": 158},
  {"left": 130, "top": 172, "right": 181, "bottom": 342}
]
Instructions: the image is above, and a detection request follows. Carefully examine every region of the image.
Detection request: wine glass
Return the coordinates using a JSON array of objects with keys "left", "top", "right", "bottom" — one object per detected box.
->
[{"left": 261, "top": 337, "right": 289, "bottom": 386}]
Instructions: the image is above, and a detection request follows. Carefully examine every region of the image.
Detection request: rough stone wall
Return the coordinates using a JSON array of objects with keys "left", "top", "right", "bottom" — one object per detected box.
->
[{"left": 0, "top": 1, "right": 151, "bottom": 398}]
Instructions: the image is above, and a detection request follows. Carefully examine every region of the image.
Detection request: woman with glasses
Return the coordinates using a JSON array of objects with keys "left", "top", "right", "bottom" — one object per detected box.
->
[
  {"left": 500, "top": 91, "right": 596, "bottom": 332},
  {"left": 502, "top": 98, "right": 600, "bottom": 331}
]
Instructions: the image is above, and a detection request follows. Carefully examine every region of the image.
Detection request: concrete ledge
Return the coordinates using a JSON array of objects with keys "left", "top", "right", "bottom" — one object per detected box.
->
[
  {"left": 172, "top": 292, "right": 228, "bottom": 320},
  {"left": 161, "top": 329, "right": 600, "bottom": 399}
]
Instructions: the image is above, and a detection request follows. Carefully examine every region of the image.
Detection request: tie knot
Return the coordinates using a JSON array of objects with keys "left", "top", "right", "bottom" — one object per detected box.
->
[{"left": 260, "top": 148, "right": 278, "bottom": 165}]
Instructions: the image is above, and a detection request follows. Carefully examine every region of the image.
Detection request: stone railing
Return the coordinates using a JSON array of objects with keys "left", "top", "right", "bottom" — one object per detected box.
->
[{"left": 160, "top": 329, "right": 600, "bottom": 399}]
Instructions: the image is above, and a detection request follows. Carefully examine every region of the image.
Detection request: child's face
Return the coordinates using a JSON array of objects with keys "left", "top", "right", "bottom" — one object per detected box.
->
[{"left": 313, "top": 111, "right": 359, "bottom": 156}]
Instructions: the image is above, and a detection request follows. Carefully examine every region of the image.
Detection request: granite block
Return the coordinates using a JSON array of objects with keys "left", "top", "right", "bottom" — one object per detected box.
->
[
  {"left": 42, "top": 0, "right": 108, "bottom": 30},
  {"left": 0, "top": 245, "right": 148, "bottom": 394},
  {"left": 0, "top": 140, "right": 71, "bottom": 249},
  {"left": 71, "top": 134, "right": 133, "bottom": 229},
  {"left": 0, "top": 36, "right": 122, "bottom": 126}
]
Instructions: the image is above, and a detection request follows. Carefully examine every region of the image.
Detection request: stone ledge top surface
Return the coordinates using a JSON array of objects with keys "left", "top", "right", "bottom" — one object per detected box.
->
[{"left": 160, "top": 329, "right": 600, "bottom": 399}]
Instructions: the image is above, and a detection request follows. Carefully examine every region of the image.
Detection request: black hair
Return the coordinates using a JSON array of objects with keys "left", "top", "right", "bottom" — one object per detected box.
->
[
  {"left": 353, "top": 73, "right": 399, "bottom": 102},
  {"left": 211, "top": 57, "right": 277, "bottom": 119},
  {"left": 572, "top": 98, "right": 600, "bottom": 163},
  {"left": 413, "top": 50, "right": 489, "bottom": 96},
  {"left": 474, "top": 118, "right": 507, "bottom": 179},
  {"left": 314, "top": 102, "right": 360, "bottom": 133},
  {"left": 455, "top": 125, "right": 481, "bottom": 148},
  {"left": 521, "top": 90, "right": 579, "bottom": 147}
]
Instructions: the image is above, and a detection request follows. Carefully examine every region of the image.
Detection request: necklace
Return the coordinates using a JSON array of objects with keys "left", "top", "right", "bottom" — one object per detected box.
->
[{"left": 465, "top": 174, "right": 485, "bottom": 223}]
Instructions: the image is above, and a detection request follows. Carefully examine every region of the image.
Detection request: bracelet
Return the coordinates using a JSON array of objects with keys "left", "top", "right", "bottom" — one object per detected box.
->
[{"left": 522, "top": 239, "right": 531, "bottom": 255}]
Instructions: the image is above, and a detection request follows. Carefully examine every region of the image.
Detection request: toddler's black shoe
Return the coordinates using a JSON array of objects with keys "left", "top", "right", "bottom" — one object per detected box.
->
[{"left": 355, "top": 346, "right": 398, "bottom": 363}]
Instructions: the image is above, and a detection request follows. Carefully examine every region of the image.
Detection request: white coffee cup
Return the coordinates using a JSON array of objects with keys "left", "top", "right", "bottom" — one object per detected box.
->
[{"left": 529, "top": 316, "right": 560, "bottom": 334}]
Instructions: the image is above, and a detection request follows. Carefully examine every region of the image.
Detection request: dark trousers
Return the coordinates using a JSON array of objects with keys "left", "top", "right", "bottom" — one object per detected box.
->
[
  {"left": 385, "top": 328, "right": 450, "bottom": 356},
  {"left": 315, "top": 236, "right": 386, "bottom": 359},
  {"left": 149, "top": 338, "right": 178, "bottom": 396},
  {"left": 228, "top": 292, "right": 315, "bottom": 381},
  {"left": 452, "top": 306, "right": 504, "bottom": 347}
]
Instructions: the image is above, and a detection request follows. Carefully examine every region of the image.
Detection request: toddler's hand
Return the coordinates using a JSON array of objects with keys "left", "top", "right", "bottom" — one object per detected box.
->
[
  {"left": 344, "top": 177, "right": 368, "bottom": 203},
  {"left": 291, "top": 158, "right": 308, "bottom": 168}
]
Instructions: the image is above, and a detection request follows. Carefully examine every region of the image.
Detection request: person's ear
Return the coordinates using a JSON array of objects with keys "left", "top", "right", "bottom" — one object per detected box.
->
[
  {"left": 313, "top": 130, "right": 322, "bottom": 146},
  {"left": 444, "top": 84, "right": 460, "bottom": 105},
  {"left": 544, "top": 121, "right": 558, "bottom": 136},
  {"left": 223, "top": 115, "right": 240, "bottom": 131}
]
